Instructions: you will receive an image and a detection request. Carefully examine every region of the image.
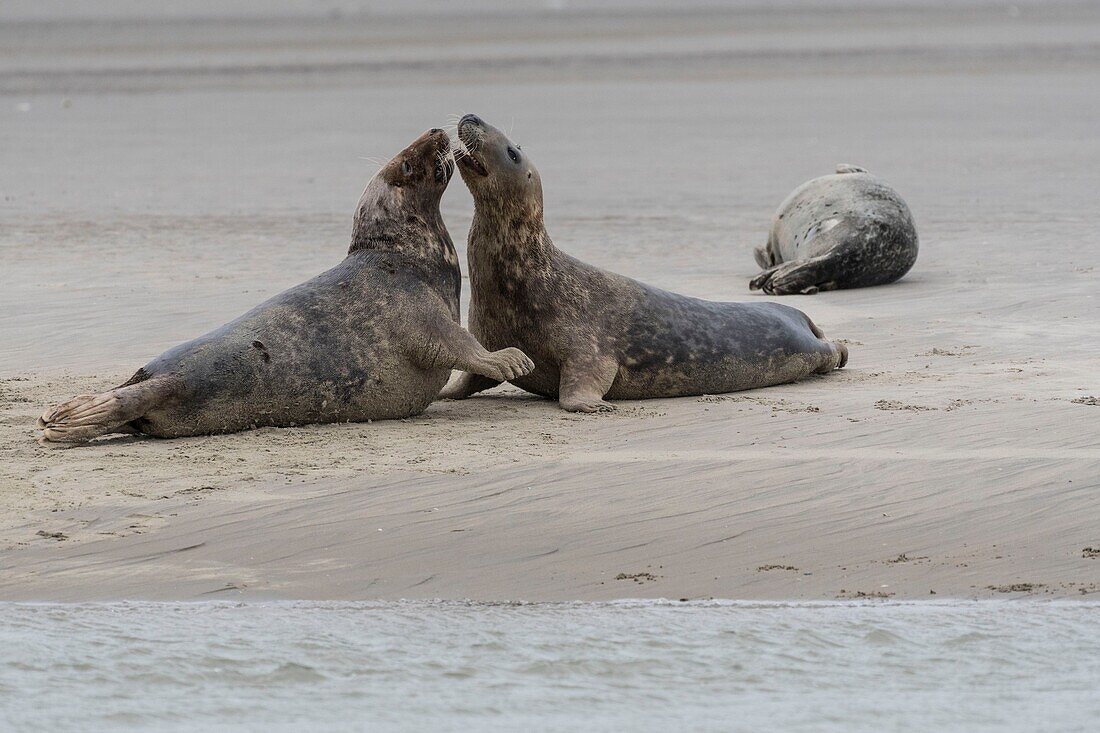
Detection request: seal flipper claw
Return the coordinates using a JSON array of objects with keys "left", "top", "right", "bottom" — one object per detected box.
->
[
  {"left": 560, "top": 397, "right": 616, "bottom": 413},
  {"left": 39, "top": 377, "right": 176, "bottom": 443}
]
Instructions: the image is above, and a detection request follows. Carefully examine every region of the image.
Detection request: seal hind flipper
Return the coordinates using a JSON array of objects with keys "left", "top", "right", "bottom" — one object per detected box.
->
[
  {"left": 437, "top": 372, "right": 500, "bottom": 400},
  {"left": 799, "top": 314, "right": 848, "bottom": 372},
  {"left": 750, "top": 256, "right": 840, "bottom": 295},
  {"left": 832, "top": 341, "right": 849, "bottom": 370},
  {"left": 39, "top": 376, "right": 178, "bottom": 443},
  {"left": 750, "top": 218, "right": 866, "bottom": 295}
]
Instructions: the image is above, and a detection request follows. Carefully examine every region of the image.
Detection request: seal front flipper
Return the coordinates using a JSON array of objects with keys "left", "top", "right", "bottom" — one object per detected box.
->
[
  {"left": 408, "top": 310, "right": 534, "bottom": 393},
  {"left": 753, "top": 232, "right": 779, "bottom": 269},
  {"left": 39, "top": 374, "right": 179, "bottom": 443},
  {"left": 558, "top": 354, "right": 619, "bottom": 413}
]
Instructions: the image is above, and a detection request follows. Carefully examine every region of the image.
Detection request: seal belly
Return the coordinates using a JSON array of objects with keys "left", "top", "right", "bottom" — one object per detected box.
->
[{"left": 608, "top": 291, "right": 838, "bottom": 399}]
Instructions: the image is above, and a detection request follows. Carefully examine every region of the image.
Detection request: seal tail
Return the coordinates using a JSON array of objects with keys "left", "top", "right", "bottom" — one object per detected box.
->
[{"left": 38, "top": 374, "right": 175, "bottom": 443}]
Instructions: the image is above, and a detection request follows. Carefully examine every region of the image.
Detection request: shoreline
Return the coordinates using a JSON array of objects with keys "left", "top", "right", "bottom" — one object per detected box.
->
[{"left": 2, "top": 1, "right": 1098, "bottom": 603}]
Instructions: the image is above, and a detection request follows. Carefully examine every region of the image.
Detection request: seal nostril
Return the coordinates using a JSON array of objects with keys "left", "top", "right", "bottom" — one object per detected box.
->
[
  {"left": 429, "top": 128, "right": 442, "bottom": 134},
  {"left": 460, "top": 114, "right": 482, "bottom": 127}
]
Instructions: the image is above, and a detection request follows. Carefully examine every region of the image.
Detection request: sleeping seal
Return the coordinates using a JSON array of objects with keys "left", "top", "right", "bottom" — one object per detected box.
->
[
  {"left": 750, "top": 165, "right": 918, "bottom": 294},
  {"left": 440, "top": 114, "right": 846, "bottom": 413},
  {"left": 39, "top": 129, "right": 533, "bottom": 442}
]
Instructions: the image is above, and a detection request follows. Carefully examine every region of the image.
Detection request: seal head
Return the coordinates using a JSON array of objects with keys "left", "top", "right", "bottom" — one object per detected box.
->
[
  {"left": 351, "top": 128, "right": 457, "bottom": 268},
  {"left": 456, "top": 113, "right": 543, "bottom": 217}
]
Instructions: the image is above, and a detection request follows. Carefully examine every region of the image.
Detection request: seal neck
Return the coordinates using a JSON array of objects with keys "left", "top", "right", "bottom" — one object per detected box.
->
[
  {"left": 348, "top": 206, "right": 457, "bottom": 267},
  {"left": 468, "top": 203, "right": 556, "bottom": 269}
]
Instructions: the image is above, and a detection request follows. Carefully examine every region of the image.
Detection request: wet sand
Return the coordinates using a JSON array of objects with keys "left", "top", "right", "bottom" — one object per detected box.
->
[{"left": 1, "top": 1, "right": 1098, "bottom": 601}]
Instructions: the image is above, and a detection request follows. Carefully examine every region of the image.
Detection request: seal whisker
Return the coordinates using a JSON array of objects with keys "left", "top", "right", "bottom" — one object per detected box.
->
[{"left": 358, "top": 155, "right": 388, "bottom": 169}]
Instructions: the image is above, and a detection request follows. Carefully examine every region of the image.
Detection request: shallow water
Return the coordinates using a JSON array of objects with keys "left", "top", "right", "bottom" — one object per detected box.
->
[{"left": 1, "top": 601, "right": 1098, "bottom": 732}]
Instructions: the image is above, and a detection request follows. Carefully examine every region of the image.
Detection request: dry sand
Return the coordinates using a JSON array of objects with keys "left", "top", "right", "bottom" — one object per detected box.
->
[{"left": 1, "top": 1, "right": 1098, "bottom": 601}]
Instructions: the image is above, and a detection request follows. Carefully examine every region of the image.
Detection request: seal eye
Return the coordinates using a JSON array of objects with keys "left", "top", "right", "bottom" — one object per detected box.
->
[
  {"left": 401, "top": 160, "right": 412, "bottom": 176},
  {"left": 507, "top": 147, "right": 519, "bottom": 164}
]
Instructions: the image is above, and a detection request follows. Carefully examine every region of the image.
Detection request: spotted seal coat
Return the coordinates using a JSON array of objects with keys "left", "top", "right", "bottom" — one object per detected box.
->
[
  {"left": 440, "top": 114, "right": 846, "bottom": 413},
  {"left": 750, "top": 165, "right": 918, "bottom": 294},
  {"left": 39, "top": 129, "right": 533, "bottom": 441}
]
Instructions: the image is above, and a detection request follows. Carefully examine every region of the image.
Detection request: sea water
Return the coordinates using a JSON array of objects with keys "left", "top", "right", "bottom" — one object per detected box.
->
[{"left": 1, "top": 600, "right": 1098, "bottom": 732}]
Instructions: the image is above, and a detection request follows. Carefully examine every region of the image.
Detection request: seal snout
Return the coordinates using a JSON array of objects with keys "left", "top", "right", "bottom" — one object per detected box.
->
[
  {"left": 455, "top": 114, "right": 490, "bottom": 178},
  {"left": 425, "top": 127, "right": 451, "bottom": 153},
  {"left": 427, "top": 131, "right": 454, "bottom": 183},
  {"left": 401, "top": 128, "right": 453, "bottom": 183},
  {"left": 456, "top": 114, "right": 484, "bottom": 149}
]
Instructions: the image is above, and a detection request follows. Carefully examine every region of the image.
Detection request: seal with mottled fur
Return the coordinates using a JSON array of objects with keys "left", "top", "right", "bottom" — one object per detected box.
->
[
  {"left": 750, "top": 165, "right": 918, "bottom": 295},
  {"left": 440, "top": 114, "right": 846, "bottom": 413},
  {"left": 39, "top": 129, "right": 533, "bottom": 442}
]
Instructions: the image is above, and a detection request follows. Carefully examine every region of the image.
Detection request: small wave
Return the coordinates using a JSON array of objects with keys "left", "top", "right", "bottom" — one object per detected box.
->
[{"left": 1, "top": 600, "right": 1099, "bottom": 731}]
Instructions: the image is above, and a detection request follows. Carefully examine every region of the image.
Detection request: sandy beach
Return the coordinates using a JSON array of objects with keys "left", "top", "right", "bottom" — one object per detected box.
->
[{"left": 1, "top": 1, "right": 1098, "bottom": 602}]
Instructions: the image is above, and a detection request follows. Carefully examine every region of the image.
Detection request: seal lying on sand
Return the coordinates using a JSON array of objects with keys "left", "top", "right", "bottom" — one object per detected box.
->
[
  {"left": 39, "top": 129, "right": 533, "bottom": 442},
  {"left": 440, "top": 114, "right": 846, "bottom": 413},
  {"left": 750, "top": 165, "right": 918, "bottom": 295}
]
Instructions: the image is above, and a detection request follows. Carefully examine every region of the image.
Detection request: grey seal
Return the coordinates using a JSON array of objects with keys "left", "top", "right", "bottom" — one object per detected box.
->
[
  {"left": 440, "top": 114, "right": 847, "bottom": 413},
  {"left": 750, "top": 165, "right": 918, "bottom": 294},
  {"left": 39, "top": 129, "right": 533, "bottom": 442}
]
